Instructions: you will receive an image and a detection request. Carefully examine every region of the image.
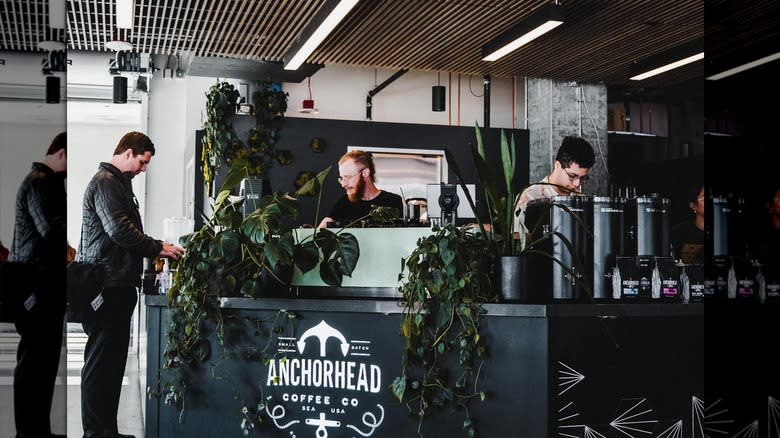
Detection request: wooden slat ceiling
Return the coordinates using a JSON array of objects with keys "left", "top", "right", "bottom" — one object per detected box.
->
[{"left": 1, "top": 0, "right": 776, "bottom": 91}]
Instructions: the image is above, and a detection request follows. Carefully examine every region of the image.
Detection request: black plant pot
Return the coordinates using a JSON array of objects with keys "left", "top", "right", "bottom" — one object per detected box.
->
[
  {"left": 260, "top": 264, "right": 293, "bottom": 296},
  {"left": 499, "top": 256, "right": 528, "bottom": 303}
]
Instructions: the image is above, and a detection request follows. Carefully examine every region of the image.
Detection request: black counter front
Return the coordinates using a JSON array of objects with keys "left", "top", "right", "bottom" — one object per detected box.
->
[{"left": 144, "top": 295, "right": 703, "bottom": 438}]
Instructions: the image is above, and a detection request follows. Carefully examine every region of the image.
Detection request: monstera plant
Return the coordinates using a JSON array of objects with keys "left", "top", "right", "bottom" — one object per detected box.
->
[{"left": 159, "top": 166, "right": 360, "bottom": 423}]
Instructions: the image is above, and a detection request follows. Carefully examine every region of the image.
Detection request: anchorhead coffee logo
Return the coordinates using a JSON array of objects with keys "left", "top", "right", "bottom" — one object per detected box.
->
[{"left": 262, "top": 320, "right": 385, "bottom": 437}]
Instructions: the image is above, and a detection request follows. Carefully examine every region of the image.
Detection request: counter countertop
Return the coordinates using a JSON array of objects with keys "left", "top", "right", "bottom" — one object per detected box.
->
[{"left": 145, "top": 294, "right": 703, "bottom": 317}]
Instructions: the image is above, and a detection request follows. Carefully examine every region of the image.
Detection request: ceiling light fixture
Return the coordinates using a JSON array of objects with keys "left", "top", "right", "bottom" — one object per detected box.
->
[
  {"left": 630, "top": 52, "right": 704, "bottom": 80},
  {"left": 298, "top": 77, "right": 319, "bottom": 114},
  {"left": 432, "top": 72, "right": 445, "bottom": 112},
  {"left": 284, "top": 0, "right": 360, "bottom": 71},
  {"left": 48, "top": 0, "right": 65, "bottom": 29},
  {"left": 481, "top": 2, "right": 564, "bottom": 62},
  {"left": 706, "top": 52, "right": 780, "bottom": 80},
  {"left": 116, "top": 0, "right": 135, "bottom": 29}
]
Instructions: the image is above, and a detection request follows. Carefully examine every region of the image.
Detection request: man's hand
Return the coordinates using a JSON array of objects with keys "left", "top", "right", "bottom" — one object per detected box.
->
[{"left": 160, "top": 242, "right": 184, "bottom": 260}]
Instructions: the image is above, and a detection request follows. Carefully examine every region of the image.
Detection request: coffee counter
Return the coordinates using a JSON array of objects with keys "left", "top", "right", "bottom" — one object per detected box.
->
[{"left": 144, "top": 294, "right": 703, "bottom": 437}]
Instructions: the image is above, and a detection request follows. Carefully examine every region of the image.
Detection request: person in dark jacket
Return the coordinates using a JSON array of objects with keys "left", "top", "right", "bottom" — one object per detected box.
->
[
  {"left": 78, "top": 131, "right": 183, "bottom": 438},
  {"left": 8, "top": 131, "right": 68, "bottom": 438}
]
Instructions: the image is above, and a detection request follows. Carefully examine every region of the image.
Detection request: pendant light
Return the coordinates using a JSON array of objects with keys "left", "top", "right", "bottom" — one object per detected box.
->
[
  {"left": 298, "top": 77, "right": 320, "bottom": 114},
  {"left": 432, "top": 72, "right": 445, "bottom": 111}
]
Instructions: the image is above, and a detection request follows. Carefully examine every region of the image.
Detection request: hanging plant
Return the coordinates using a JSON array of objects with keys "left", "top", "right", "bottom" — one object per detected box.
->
[
  {"left": 393, "top": 225, "right": 497, "bottom": 437},
  {"left": 202, "top": 81, "right": 242, "bottom": 195},
  {"left": 202, "top": 81, "right": 291, "bottom": 195}
]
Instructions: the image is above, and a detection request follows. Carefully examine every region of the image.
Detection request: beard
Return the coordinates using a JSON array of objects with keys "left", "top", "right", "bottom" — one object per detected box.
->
[{"left": 347, "top": 177, "right": 365, "bottom": 203}]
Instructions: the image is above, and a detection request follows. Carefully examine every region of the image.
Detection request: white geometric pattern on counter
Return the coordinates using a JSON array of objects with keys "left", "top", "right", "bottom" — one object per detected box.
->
[
  {"left": 609, "top": 398, "right": 658, "bottom": 437},
  {"left": 558, "top": 361, "right": 585, "bottom": 396}
]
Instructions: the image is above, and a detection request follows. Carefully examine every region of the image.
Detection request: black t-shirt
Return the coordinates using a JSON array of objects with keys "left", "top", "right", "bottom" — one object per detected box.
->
[
  {"left": 327, "top": 191, "right": 403, "bottom": 225},
  {"left": 671, "top": 221, "right": 704, "bottom": 264}
]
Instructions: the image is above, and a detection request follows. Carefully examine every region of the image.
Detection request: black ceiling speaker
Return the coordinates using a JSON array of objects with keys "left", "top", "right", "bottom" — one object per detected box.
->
[
  {"left": 45, "top": 75, "right": 60, "bottom": 103},
  {"left": 113, "top": 76, "right": 128, "bottom": 104}
]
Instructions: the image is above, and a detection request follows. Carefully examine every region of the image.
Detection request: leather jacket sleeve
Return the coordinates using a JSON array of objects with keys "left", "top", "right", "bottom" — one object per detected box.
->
[{"left": 93, "top": 177, "right": 161, "bottom": 257}]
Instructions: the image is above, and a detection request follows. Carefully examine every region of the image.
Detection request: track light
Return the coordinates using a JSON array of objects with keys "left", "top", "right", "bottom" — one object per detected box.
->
[
  {"left": 48, "top": 0, "right": 65, "bottom": 29},
  {"left": 629, "top": 40, "right": 704, "bottom": 81},
  {"left": 481, "top": 3, "right": 564, "bottom": 62},
  {"left": 284, "top": 0, "right": 360, "bottom": 71},
  {"left": 706, "top": 52, "right": 780, "bottom": 80},
  {"left": 116, "top": 0, "right": 135, "bottom": 29},
  {"left": 630, "top": 53, "right": 704, "bottom": 80}
]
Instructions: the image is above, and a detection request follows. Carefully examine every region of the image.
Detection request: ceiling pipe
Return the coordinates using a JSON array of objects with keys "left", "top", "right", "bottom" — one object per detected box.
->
[
  {"left": 366, "top": 69, "right": 407, "bottom": 120},
  {"left": 483, "top": 74, "right": 491, "bottom": 128}
]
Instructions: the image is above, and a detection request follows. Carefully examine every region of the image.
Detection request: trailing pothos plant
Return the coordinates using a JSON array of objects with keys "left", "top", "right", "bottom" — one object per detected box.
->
[
  {"left": 392, "top": 224, "right": 497, "bottom": 438},
  {"left": 155, "top": 166, "right": 362, "bottom": 427},
  {"left": 201, "top": 80, "right": 291, "bottom": 195}
]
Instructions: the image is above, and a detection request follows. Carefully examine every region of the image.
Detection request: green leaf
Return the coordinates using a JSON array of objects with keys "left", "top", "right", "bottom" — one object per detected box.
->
[
  {"left": 474, "top": 123, "right": 485, "bottom": 160},
  {"left": 293, "top": 242, "right": 319, "bottom": 273},
  {"left": 221, "top": 159, "right": 249, "bottom": 192},
  {"left": 390, "top": 376, "right": 406, "bottom": 403},
  {"left": 217, "top": 231, "right": 240, "bottom": 262},
  {"left": 439, "top": 238, "right": 455, "bottom": 265},
  {"left": 295, "top": 166, "right": 331, "bottom": 197},
  {"left": 319, "top": 260, "right": 342, "bottom": 287},
  {"left": 436, "top": 342, "right": 445, "bottom": 354},
  {"left": 214, "top": 190, "right": 231, "bottom": 211},
  {"left": 333, "top": 233, "right": 360, "bottom": 276}
]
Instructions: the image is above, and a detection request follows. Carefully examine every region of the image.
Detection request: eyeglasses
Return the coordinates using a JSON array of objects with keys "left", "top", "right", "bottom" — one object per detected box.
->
[
  {"left": 562, "top": 168, "right": 589, "bottom": 183},
  {"left": 337, "top": 168, "right": 366, "bottom": 183}
]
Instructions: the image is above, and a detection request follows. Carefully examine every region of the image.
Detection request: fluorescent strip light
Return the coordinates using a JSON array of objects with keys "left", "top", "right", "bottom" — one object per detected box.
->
[
  {"left": 706, "top": 52, "right": 780, "bottom": 80},
  {"left": 285, "top": 0, "right": 360, "bottom": 70},
  {"left": 115, "top": 0, "right": 135, "bottom": 29},
  {"left": 629, "top": 52, "right": 704, "bottom": 80},
  {"left": 48, "top": 0, "right": 65, "bottom": 29},
  {"left": 482, "top": 20, "right": 563, "bottom": 62}
]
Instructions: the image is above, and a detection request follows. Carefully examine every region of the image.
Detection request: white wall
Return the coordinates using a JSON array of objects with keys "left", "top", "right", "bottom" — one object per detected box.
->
[{"left": 281, "top": 65, "right": 524, "bottom": 128}]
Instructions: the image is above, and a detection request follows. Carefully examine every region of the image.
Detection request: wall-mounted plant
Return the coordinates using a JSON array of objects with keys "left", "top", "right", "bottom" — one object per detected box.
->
[
  {"left": 310, "top": 136, "right": 326, "bottom": 153},
  {"left": 202, "top": 81, "right": 242, "bottom": 195},
  {"left": 393, "top": 224, "right": 497, "bottom": 438},
  {"left": 201, "top": 81, "right": 291, "bottom": 195},
  {"left": 294, "top": 171, "right": 317, "bottom": 193}
]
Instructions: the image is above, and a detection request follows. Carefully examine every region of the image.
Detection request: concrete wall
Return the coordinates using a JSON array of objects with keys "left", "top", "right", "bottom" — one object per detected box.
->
[{"left": 526, "top": 78, "right": 608, "bottom": 196}]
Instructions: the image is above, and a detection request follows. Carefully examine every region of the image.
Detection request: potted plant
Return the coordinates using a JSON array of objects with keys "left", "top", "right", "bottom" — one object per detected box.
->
[
  {"left": 392, "top": 224, "right": 496, "bottom": 438},
  {"left": 446, "top": 124, "right": 590, "bottom": 302},
  {"left": 158, "top": 166, "right": 363, "bottom": 423},
  {"left": 201, "top": 80, "right": 291, "bottom": 200}
]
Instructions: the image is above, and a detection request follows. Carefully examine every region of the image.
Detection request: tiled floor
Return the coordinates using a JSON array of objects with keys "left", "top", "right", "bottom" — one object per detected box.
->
[{"left": 0, "top": 322, "right": 144, "bottom": 438}]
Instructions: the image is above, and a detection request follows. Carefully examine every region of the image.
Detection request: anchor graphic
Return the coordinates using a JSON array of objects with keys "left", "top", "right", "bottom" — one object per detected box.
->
[
  {"left": 297, "top": 320, "right": 350, "bottom": 357},
  {"left": 305, "top": 412, "right": 341, "bottom": 438}
]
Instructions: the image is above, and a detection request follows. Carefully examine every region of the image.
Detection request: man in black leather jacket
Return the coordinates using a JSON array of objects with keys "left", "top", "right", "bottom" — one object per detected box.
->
[
  {"left": 8, "top": 132, "right": 68, "bottom": 438},
  {"left": 78, "top": 131, "right": 183, "bottom": 438}
]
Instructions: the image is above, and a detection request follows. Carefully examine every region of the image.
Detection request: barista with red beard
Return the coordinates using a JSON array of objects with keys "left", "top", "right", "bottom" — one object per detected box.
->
[{"left": 318, "top": 150, "right": 403, "bottom": 228}]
